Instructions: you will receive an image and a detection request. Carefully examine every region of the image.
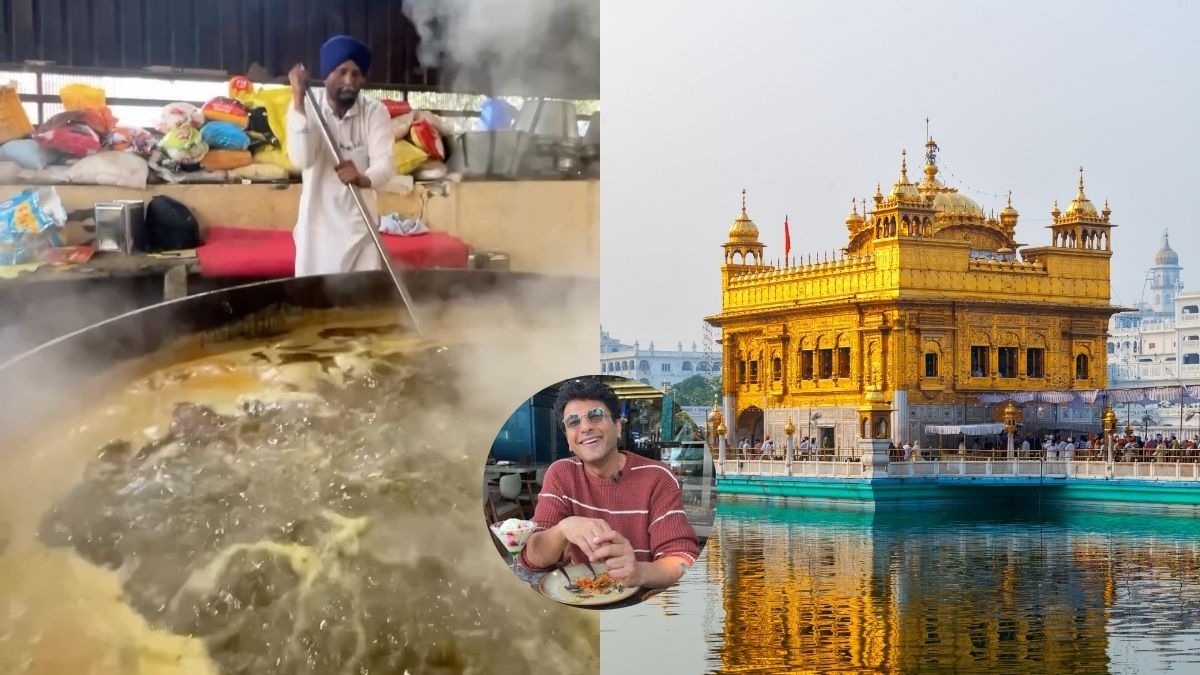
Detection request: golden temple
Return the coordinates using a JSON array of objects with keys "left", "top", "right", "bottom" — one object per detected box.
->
[{"left": 706, "top": 137, "right": 1122, "bottom": 448}]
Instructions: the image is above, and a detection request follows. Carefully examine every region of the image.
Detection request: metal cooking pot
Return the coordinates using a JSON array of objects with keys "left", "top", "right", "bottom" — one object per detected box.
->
[
  {"left": 0, "top": 270, "right": 596, "bottom": 440},
  {"left": 514, "top": 99, "right": 579, "bottom": 139}
]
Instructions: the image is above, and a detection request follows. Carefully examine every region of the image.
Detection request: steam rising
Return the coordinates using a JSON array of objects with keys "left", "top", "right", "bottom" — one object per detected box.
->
[{"left": 404, "top": 0, "right": 600, "bottom": 99}]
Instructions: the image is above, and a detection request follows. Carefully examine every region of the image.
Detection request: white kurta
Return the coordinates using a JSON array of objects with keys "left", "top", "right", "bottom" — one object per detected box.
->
[{"left": 287, "top": 94, "right": 395, "bottom": 276}]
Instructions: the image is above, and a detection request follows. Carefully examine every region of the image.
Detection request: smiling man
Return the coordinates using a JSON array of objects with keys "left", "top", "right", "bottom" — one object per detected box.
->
[{"left": 521, "top": 378, "right": 700, "bottom": 589}]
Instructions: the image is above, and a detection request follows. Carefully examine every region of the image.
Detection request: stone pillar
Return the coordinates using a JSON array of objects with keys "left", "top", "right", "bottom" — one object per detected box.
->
[
  {"left": 857, "top": 388, "right": 893, "bottom": 479},
  {"left": 784, "top": 416, "right": 795, "bottom": 476},
  {"left": 723, "top": 394, "right": 736, "bottom": 448},
  {"left": 717, "top": 425, "right": 727, "bottom": 477},
  {"left": 858, "top": 439, "right": 891, "bottom": 478}
]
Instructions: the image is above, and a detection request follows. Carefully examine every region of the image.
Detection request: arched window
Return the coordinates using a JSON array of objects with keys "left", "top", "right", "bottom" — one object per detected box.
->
[
  {"left": 1075, "top": 354, "right": 1089, "bottom": 380},
  {"left": 924, "top": 352, "right": 939, "bottom": 377},
  {"left": 639, "top": 360, "right": 650, "bottom": 373},
  {"left": 772, "top": 356, "right": 782, "bottom": 382},
  {"left": 682, "top": 361, "right": 693, "bottom": 372}
]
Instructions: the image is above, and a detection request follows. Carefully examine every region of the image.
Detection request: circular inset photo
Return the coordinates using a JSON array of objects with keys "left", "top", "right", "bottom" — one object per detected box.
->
[{"left": 482, "top": 375, "right": 715, "bottom": 609}]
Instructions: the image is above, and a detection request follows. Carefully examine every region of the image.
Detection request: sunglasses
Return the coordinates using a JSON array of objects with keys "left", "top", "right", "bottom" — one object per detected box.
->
[{"left": 562, "top": 407, "right": 610, "bottom": 429}]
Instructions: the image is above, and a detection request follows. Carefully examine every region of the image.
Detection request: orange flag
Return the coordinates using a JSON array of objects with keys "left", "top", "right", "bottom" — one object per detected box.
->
[{"left": 784, "top": 215, "right": 791, "bottom": 258}]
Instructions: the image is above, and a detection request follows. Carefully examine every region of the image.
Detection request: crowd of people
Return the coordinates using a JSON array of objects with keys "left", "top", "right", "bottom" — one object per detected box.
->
[{"left": 727, "top": 431, "right": 1200, "bottom": 463}]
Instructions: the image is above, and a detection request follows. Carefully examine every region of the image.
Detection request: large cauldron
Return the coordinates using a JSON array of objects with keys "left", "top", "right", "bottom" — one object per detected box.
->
[
  {"left": 0, "top": 270, "right": 599, "bottom": 675},
  {"left": 0, "top": 269, "right": 593, "bottom": 435}
]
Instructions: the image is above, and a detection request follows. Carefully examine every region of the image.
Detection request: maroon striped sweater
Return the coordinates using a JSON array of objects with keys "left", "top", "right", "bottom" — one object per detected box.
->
[{"left": 519, "top": 451, "right": 700, "bottom": 570}]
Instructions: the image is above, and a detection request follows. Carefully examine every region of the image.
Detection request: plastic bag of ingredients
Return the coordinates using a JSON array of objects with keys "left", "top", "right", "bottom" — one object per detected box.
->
[
  {"left": 108, "top": 126, "right": 157, "bottom": 156},
  {"left": 237, "top": 87, "right": 296, "bottom": 173},
  {"left": 59, "top": 83, "right": 106, "bottom": 110},
  {"left": 244, "top": 106, "right": 280, "bottom": 151},
  {"left": 202, "top": 97, "right": 249, "bottom": 128},
  {"left": 0, "top": 187, "right": 67, "bottom": 265},
  {"left": 40, "top": 108, "right": 116, "bottom": 136},
  {"left": 393, "top": 140, "right": 427, "bottom": 175},
  {"left": 200, "top": 121, "right": 250, "bottom": 150},
  {"left": 33, "top": 124, "right": 101, "bottom": 157},
  {"left": 409, "top": 119, "right": 444, "bottom": 161},
  {"left": 201, "top": 149, "right": 252, "bottom": 171},
  {"left": 228, "top": 162, "right": 288, "bottom": 181},
  {"left": 390, "top": 112, "right": 414, "bottom": 141},
  {"left": 414, "top": 159, "right": 447, "bottom": 181},
  {"left": 382, "top": 99, "right": 412, "bottom": 118},
  {"left": 157, "top": 102, "right": 204, "bottom": 133},
  {"left": 228, "top": 76, "right": 255, "bottom": 100},
  {"left": 0, "top": 139, "right": 62, "bottom": 169},
  {"left": 0, "top": 83, "right": 34, "bottom": 144},
  {"left": 159, "top": 125, "right": 208, "bottom": 165},
  {"left": 67, "top": 151, "right": 150, "bottom": 189}
]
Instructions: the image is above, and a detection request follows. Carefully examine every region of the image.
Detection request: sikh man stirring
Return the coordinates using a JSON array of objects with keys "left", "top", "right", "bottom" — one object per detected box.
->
[
  {"left": 287, "top": 35, "right": 395, "bottom": 276},
  {"left": 521, "top": 378, "right": 701, "bottom": 589}
]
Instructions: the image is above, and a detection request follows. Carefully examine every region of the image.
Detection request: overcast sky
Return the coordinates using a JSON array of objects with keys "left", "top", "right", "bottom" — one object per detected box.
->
[{"left": 600, "top": 0, "right": 1200, "bottom": 348}]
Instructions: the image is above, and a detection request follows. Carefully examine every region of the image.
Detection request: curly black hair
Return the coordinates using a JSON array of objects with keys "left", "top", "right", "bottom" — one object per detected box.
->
[{"left": 553, "top": 377, "right": 620, "bottom": 426}]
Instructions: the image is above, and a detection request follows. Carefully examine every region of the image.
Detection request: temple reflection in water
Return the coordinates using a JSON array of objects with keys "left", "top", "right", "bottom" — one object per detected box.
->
[{"left": 706, "top": 501, "right": 1200, "bottom": 672}]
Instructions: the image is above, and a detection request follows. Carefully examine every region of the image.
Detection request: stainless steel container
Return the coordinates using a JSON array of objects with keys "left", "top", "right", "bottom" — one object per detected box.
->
[
  {"left": 460, "top": 130, "right": 531, "bottom": 178},
  {"left": 466, "top": 250, "right": 511, "bottom": 271},
  {"left": 515, "top": 100, "right": 579, "bottom": 139},
  {"left": 94, "top": 200, "right": 147, "bottom": 254}
]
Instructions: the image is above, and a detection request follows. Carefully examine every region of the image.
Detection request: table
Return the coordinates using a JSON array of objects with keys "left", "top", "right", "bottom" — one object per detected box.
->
[
  {"left": 483, "top": 463, "right": 548, "bottom": 481},
  {"left": 0, "top": 251, "right": 200, "bottom": 300}
]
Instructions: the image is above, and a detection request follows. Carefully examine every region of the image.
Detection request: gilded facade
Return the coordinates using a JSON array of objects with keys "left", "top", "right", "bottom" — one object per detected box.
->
[{"left": 707, "top": 138, "right": 1122, "bottom": 446}]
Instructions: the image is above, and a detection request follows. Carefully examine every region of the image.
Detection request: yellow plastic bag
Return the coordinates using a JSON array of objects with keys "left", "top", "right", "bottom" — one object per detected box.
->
[
  {"left": 237, "top": 86, "right": 296, "bottom": 173},
  {"left": 59, "top": 84, "right": 106, "bottom": 110},
  {"left": 0, "top": 83, "right": 33, "bottom": 144},
  {"left": 393, "top": 140, "right": 428, "bottom": 175}
]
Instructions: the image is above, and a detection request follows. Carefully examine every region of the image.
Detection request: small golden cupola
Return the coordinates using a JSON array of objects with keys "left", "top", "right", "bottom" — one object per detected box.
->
[
  {"left": 723, "top": 189, "right": 767, "bottom": 266},
  {"left": 1049, "top": 167, "right": 1115, "bottom": 251},
  {"left": 727, "top": 188, "right": 760, "bottom": 242},
  {"left": 1065, "top": 167, "right": 1099, "bottom": 219},
  {"left": 844, "top": 198, "right": 865, "bottom": 234},
  {"left": 999, "top": 191, "right": 1019, "bottom": 232},
  {"left": 888, "top": 150, "right": 921, "bottom": 202}
]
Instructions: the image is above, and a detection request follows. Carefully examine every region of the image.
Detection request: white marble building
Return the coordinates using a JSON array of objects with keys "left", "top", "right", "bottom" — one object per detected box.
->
[
  {"left": 600, "top": 327, "right": 722, "bottom": 390},
  {"left": 1107, "top": 232, "right": 1200, "bottom": 437}
]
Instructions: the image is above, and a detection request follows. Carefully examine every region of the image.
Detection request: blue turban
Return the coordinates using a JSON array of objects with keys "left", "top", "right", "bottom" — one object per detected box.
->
[{"left": 320, "top": 35, "right": 372, "bottom": 79}]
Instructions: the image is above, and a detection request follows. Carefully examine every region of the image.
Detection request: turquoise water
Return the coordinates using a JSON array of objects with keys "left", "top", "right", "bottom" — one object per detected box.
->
[{"left": 601, "top": 496, "right": 1200, "bottom": 673}]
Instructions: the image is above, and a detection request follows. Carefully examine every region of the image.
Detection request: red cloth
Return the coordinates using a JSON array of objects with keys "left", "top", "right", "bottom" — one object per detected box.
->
[{"left": 196, "top": 225, "right": 469, "bottom": 277}]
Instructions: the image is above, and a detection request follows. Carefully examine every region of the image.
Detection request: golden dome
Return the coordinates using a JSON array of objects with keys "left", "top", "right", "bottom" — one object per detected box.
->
[
  {"left": 999, "top": 191, "right": 1018, "bottom": 219},
  {"left": 1065, "top": 167, "right": 1098, "bottom": 217},
  {"left": 888, "top": 150, "right": 920, "bottom": 200},
  {"left": 845, "top": 198, "right": 864, "bottom": 231},
  {"left": 932, "top": 191, "right": 983, "bottom": 219},
  {"left": 728, "top": 188, "right": 760, "bottom": 241}
]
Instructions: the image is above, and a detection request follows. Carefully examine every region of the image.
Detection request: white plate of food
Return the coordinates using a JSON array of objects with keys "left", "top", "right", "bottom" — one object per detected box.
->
[{"left": 538, "top": 562, "right": 640, "bottom": 607}]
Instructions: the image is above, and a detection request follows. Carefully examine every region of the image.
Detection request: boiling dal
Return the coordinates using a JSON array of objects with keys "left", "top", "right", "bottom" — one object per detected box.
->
[{"left": 0, "top": 303, "right": 598, "bottom": 675}]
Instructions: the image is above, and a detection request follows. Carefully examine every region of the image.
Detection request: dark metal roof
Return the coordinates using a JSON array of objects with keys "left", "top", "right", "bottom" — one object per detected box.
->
[{"left": 0, "top": 0, "right": 598, "bottom": 99}]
